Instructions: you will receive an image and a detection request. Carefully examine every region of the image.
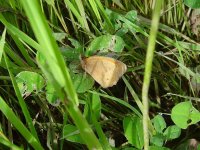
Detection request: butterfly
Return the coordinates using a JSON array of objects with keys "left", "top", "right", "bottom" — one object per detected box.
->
[{"left": 81, "top": 55, "right": 127, "bottom": 88}]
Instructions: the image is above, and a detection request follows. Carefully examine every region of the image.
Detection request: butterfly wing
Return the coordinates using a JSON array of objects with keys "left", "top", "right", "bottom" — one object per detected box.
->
[{"left": 105, "top": 58, "right": 127, "bottom": 87}]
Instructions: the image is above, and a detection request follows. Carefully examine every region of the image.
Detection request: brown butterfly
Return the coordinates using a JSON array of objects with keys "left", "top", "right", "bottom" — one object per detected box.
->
[{"left": 81, "top": 55, "right": 127, "bottom": 88}]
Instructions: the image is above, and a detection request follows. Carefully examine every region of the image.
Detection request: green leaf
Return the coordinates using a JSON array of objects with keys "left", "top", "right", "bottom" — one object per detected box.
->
[
  {"left": 69, "top": 60, "right": 82, "bottom": 74},
  {"left": 53, "top": 32, "right": 67, "bottom": 42},
  {"left": 71, "top": 72, "right": 94, "bottom": 93},
  {"left": 163, "top": 125, "right": 181, "bottom": 140},
  {"left": 15, "top": 71, "right": 45, "bottom": 96},
  {"left": 123, "top": 116, "right": 144, "bottom": 149},
  {"left": 184, "top": 0, "right": 200, "bottom": 9},
  {"left": 61, "top": 47, "right": 80, "bottom": 62},
  {"left": 86, "top": 34, "right": 125, "bottom": 56},
  {"left": 171, "top": 101, "right": 200, "bottom": 129},
  {"left": 63, "top": 124, "right": 85, "bottom": 144},
  {"left": 150, "top": 134, "right": 165, "bottom": 147},
  {"left": 68, "top": 38, "right": 83, "bottom": 50},
  {"left": 152, "top": 115, "right": 166, "bottom": 133},
  {"left": 60, "top": 38, "right": 83, "bottom": 62},
  {"left": 106, "top": 9, "right": 138, "bottom": 34},
  {"left": 125, "top": 10, "right": 137, "bottom": 22},
  {"left": 45, "top": 82, "right": 60, "bottom": 106}
]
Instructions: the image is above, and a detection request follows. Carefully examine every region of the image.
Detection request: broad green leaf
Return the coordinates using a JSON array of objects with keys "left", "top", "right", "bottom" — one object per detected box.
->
[
  {"left": 60, "top": 47, "right": 80, "bottom": 61},
  {"left": 106, "top": 8, "right": 124, "bottom": 34},
  {"left": 60, "top": 38, "right": 83, "bottom": 61},
  {"left": 63, "top": 124, "right": 84, "bottom": 144},
  {"left": 53, "top": 32, "right": 67, "bottom": 42},
  {"left": 163, "top": 125, "right": 181, "bottom": 140},
  {"left": 68, "top": 38, "right": 83, "bottom": 50},
  {"left": 125, "top": 10, "right": 137, "bottom": 22},
  {"left": 71, "top": 72, "right": 94, "bottom": 93},
  {"left": 150, "top": 134, "right": 165, "bottom": 147},
  {"left": 45, "top": 82, "right": 60, "bottom": 106},
  {"left": 86, "top": 34, "right": 125, "bottom": 56},
  {"left": 152, "top": 115, "right": 166, "bottom": 133},
  {"left": 123, "top": 116, "right": 144, "bottom": 149},
  {"left": 106, "top": 9, "right": 138, "bottom": 34},
  {"left": 184, "top": 0, "right": 200, "bottom": 8},
  {"left": 15, "top": 71, "right": 45, "bottom": 96},
  {"left": 91, "top": 93, "right": 101, "bottom": 120},
  {"left": 115, "top": 25, "right": 129, "bottom": 36},
  {"left": 60, "top": 38, "right": 84, "bottom": 62},
  {"left": 171, "top": 101, "right": 200, "bottom": 129},
  {"left": 69, "top": 60, "right": 82, "bottom": 74}
]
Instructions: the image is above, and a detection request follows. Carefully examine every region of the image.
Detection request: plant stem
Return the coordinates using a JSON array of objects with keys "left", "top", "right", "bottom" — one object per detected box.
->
[{"left": 142, "top": 0, "right": 163, "bottom": 150}]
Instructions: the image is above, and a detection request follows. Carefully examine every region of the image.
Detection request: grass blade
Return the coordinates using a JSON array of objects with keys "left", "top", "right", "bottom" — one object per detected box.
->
[
  {"left": 3, "top": 53, "right": 40, "bottom": 142},
  {"left": 0, "top": 96, "right": 44, "bottom": 150},
  {"left": 0, "top": 28, "right": 6, "bottom": 62}
]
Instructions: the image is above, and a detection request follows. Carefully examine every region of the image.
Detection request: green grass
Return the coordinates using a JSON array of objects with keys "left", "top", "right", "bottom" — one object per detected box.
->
[{"left": 0, "top": 0, "right": 200, "bottom": 149}]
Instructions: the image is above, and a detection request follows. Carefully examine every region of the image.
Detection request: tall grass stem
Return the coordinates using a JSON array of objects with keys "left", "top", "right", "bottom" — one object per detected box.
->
[{"left": 142, "top": 0, "right": 163, "bottom": 149}]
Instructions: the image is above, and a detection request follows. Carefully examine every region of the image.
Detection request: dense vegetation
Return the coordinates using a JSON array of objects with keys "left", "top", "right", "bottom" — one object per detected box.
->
[{"left": 0, "top": 0, "right": 200, "bottom": 149}]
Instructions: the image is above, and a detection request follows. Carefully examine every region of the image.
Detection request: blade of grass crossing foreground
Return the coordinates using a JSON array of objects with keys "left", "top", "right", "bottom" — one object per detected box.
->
[
  {"left": 3, "top": 53, "right": 40, "bottom": 142},
  {"left": 0, "top": 14, "right": 41, "bottom": 52},
  {"left": 9, "top": 32, "right": 36, "bottom": 67},
  {"left": 0, "top": 137, "right": 23, "bottom": 150},
  {"left": 19, "top": 0, "right": 102, "bottom": 149},
  {"left": 20, "top": 0, "right": 79, "bottom": 106},
  {"left": 0, "top": 97, "right": 44, "bottom": 150},
  {"left": 142, "top": 1, "right": 163, "bottom": 150},
  {"left": 0, "top": 28, "right": 6, "bottom": 62},
  {"left": 4, "top": 45, "right": 28, "bottom": 67}
]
